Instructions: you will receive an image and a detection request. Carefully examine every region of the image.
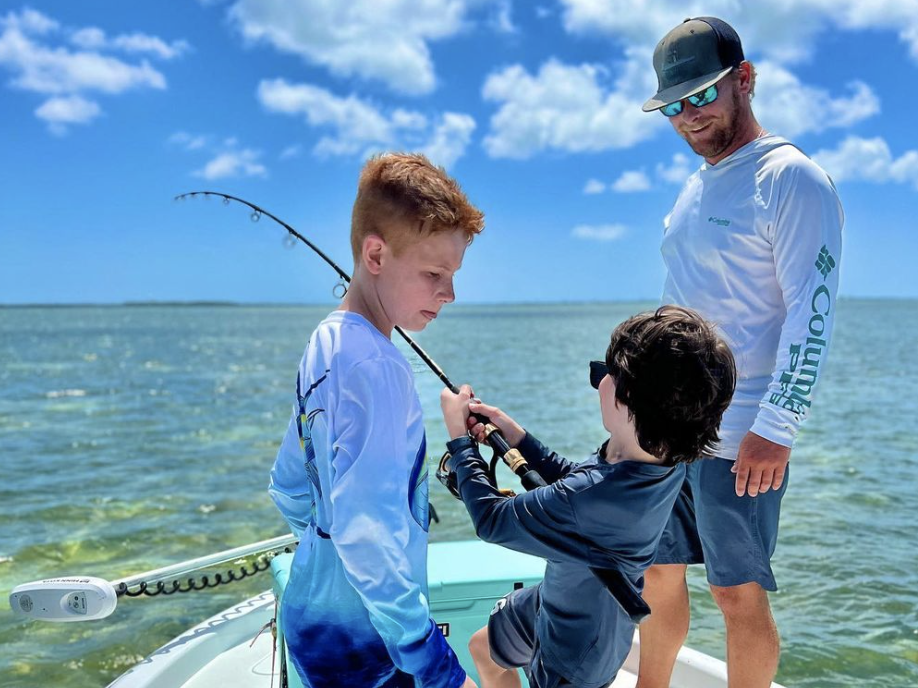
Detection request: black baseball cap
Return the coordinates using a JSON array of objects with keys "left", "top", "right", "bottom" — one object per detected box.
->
[{"left": 642, "top": 17, "right": 745, "bottom": 112}]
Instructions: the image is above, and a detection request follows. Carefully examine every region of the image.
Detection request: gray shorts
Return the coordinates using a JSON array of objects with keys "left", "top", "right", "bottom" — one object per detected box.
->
[
  {"left": 654, "top": 457, "right": 789, "bottom": 590},
  {"left": 487, "top": 585, "right": 570, "bottom": 688}
]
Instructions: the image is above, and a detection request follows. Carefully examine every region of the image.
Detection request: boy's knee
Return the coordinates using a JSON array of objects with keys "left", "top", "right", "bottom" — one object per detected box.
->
[{"left": 469, "top": 626, "right": 490, "bottom": 659}]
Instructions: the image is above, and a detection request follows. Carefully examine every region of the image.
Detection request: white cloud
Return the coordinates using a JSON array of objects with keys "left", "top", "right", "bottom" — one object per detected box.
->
[
  {"left": 1, "top": 7, "right": 58, "bottom": 35},
  {"left": 418, "top": 112, "right": 476, "bottom": 168},
  {"left": 0, "top": 8, "right": 184, "bottom": 133},
  {"left": 257, "top": 78, "right": 476, "bottom": 167},
  {"left": 35, "top": 95, "right": 101, "bottom": 135},
  {"left": 258, "top": 78, "right": 394, "bottom": 155},
  {"left": 392, "top": 109, "right": 428, "bottom": 131},
  {"left": 170, "top": 131, "right": 269, "bottom": 179},
  {"left": 482, "top": 59, "right": 666, "bottom": 159},
  {"left": 611, "top": 170, "right": 651, "bottom": 192},
  {"left": 169, "top": 131, "right": 208, "bottom": 150},
  {"left": 227, "top": 0, "right": 471, "bottom": 95},
  {"left": 70, "top": 27, "right": 106, "bottom": 50},
  {"left": 572, "top": 224, "right": 628, "bottom": 242},
  {"left": 754, "top": 62, "right": 880, "bottom": 138},
  {"left": 71, "top": 27, "right": 189, "bottom": 59},
  {"left": 472, "top": 1, "right": 904, "bottom": 160},
  {"left": 812, "top": 136, "right": 918, "bottom": 189},
  {"left": 558, "top": 0, "right": 918, "bottom": 66},
  {"left": 489, "top": 0, "right": 517, "bottom": 34},
  {"left": 656, "top": 152, "right": 695, "bottom": 185},
  {"left": 195, "top": 148, "right": 267, "bottom": 180},
  {"left": 3, "top": 36, "right": 166, "bottom": 95},
  {"left": 583, "top": 179, "right": 606, "bottom": 194},
  {"left": 279, "top": 144, "right": 303, "bottom": 160},
  {"left": 110, "top": 33, "right": 190, "bottom": 60}
]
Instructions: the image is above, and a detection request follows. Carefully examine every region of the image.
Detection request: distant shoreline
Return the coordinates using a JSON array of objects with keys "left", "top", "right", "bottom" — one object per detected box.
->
[{"left": 1, "top": 296, "right": 915, "bottom": 309}]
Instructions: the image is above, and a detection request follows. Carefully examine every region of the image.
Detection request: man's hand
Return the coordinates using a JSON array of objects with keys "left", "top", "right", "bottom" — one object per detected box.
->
[
  {"left": 466, "top": 400, "right": 525, "bottom": 448},
  {"left": 731, "top": 431, "right": 791, "bottom": 497},
  {"left": 440, "top": 385, "right": 474, "bottom": 440}
]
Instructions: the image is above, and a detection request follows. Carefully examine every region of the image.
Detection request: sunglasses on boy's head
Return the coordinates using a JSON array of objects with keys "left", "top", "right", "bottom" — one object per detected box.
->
[
  {"left": 660, "top": 84, "right": 719, "bottom": 117},
  {"left": 590, "top": 360, "right": 609, "bottom": 390}
]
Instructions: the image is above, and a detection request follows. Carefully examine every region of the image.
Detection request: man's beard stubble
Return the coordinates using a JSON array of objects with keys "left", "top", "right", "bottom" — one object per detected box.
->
[{"left": 684, "top": 88, "right": 743, "bottom": 160}]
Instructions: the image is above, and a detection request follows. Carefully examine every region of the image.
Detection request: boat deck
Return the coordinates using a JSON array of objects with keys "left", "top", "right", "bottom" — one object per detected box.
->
[{"left": 109, "top": 541, "right": 783, "bottom": 688}]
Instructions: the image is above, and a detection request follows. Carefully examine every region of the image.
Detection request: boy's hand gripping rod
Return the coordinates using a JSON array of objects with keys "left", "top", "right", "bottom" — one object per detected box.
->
[
  {"left": 174, "top": 191, "right": 546, "bottom": 490},
  {"left": 176, "top": 192, "right": 649, "bottom": 624}
]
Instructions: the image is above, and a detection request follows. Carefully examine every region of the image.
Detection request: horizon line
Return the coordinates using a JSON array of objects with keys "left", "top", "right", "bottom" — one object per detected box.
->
[{"left": 2, "top": 295, "right": 916, "bottom": 309}]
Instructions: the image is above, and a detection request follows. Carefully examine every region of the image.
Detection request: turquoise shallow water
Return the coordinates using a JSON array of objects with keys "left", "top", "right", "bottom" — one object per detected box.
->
[{"left": 1, "top": 301, "right": 916, "bottom": 687}]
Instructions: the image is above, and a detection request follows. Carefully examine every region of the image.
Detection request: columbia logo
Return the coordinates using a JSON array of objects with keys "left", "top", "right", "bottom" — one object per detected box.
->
[
  {"left": 815, "top": 245, "right": 836, "bottom": 279},
  {"left": 708, "top": 216, "right": 731, "bottom": 227}
]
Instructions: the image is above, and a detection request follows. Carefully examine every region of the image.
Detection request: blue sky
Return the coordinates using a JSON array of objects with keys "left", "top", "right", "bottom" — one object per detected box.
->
[{"left": 1, "top": 0, "right": 916, "bottom": 305}]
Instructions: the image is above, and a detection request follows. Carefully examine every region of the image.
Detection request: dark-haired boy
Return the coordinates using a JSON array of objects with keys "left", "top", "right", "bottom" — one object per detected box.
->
[
  {"left": 440, "top": 305, "right": 736, "bottom": 688},
  {"left": 270, "top": 153, "right": 483, "bottom": 688}
]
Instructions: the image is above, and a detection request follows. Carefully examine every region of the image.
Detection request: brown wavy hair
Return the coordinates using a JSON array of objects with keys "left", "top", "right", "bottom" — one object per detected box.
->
[
  {"left": 606, "top": 305, "right": 736, "bottom": 465},
  {"left": 350, "top": 152, "right": 484, "bottom": 261}
]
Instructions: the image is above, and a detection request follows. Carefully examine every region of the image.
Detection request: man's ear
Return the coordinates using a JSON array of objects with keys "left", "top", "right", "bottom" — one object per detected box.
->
[
  {"left": 362, "top": 234, "right": 387, "bottom": 276},
  {"left": 736, "top": 61, "right": 753, "bottom": 96}
]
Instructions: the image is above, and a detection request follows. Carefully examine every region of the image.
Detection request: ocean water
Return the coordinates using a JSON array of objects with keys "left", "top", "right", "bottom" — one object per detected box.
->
[{"left": 0, "top": 301, "right": 916, "bottom": 687}]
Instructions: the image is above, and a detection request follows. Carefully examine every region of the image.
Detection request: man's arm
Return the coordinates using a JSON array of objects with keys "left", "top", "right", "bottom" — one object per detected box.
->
[
  {"left": 331, "top": 358, "right": 465, "bottom": 688},
  {"left": 735, "top": 162, "right": 843, "bottom": 497}
]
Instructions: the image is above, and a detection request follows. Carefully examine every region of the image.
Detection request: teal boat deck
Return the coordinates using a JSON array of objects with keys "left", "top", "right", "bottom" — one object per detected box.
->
[{"left": 271, "top": 540, "right": 547, "bottom": 686}]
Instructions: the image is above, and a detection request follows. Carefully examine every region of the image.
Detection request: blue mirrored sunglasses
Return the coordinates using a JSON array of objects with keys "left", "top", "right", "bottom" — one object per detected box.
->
[
  {"left": 660, "top": 84, "right": 719, "bottom": 117},
  {"left": 590, "top": 360, "right": 609, "bottom": 390}
]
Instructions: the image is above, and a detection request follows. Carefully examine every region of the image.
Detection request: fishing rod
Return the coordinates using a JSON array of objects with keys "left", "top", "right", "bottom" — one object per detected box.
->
[
  {"left": 174, "top": 191, "right": 545, "bottom": 493},
  {"left": 175, "top": 191, "right": 649, "bottom": 624}
]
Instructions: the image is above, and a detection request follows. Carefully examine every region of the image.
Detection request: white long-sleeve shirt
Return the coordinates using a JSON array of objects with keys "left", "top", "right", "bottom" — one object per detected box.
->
[{"left": 661, "top": 135, "right": 844, "bottom": 460}]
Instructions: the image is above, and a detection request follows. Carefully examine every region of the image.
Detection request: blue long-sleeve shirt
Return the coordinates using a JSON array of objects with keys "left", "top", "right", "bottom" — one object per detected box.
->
[
  {"left": 446, "top": 433, "right": 684, "bottom": 688},
  {"left": 271, "top": 311, "right": 464, "bottom": 688}
]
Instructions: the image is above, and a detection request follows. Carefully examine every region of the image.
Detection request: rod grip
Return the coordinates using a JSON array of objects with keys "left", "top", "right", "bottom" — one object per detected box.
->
[{"left": 519, "top": 469, "right": 547, "bottom": 490}]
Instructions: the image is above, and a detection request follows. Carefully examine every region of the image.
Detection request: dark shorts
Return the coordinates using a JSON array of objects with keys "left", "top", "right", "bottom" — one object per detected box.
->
[
  {"left": 487, "top": 585, "right": 570, "bottom": 688},
  {"left": 654, "top": 457, "right": 789, "bottom": 591}
]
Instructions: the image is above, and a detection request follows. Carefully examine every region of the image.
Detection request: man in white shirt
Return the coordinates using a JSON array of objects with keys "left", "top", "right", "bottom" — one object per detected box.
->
[{"left": 637, "top": 16, "right": 844, "bottom": 688}]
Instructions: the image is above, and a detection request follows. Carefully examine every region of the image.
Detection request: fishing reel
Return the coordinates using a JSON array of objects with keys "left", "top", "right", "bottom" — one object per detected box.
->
[
  {"left": 436, "top": 450, "right": 462, "bottom": 499},
  {"left": 436, "top": 422, "right": 518, "bottom": 500}
]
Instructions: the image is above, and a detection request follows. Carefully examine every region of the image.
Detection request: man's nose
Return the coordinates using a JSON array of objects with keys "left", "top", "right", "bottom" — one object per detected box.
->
[{"left": 680, "top": 100, "right": 703, "bottom": 122}]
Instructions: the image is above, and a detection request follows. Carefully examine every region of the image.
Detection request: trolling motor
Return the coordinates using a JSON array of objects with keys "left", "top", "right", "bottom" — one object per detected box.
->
[
  {"left": 9, "top": 534, "right": 298, "bottom": 623},
  {"left": 176, "top": 192, "right": 650, "bottom": 624}
]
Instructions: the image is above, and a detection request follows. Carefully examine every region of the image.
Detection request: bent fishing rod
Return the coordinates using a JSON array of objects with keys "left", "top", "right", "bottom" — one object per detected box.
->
[
  {"left": 174, "top": 191, "right": 544, "bottom": 493},
  {"left": 175, "top": 191, "right": 649, "bottom": 624}
]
